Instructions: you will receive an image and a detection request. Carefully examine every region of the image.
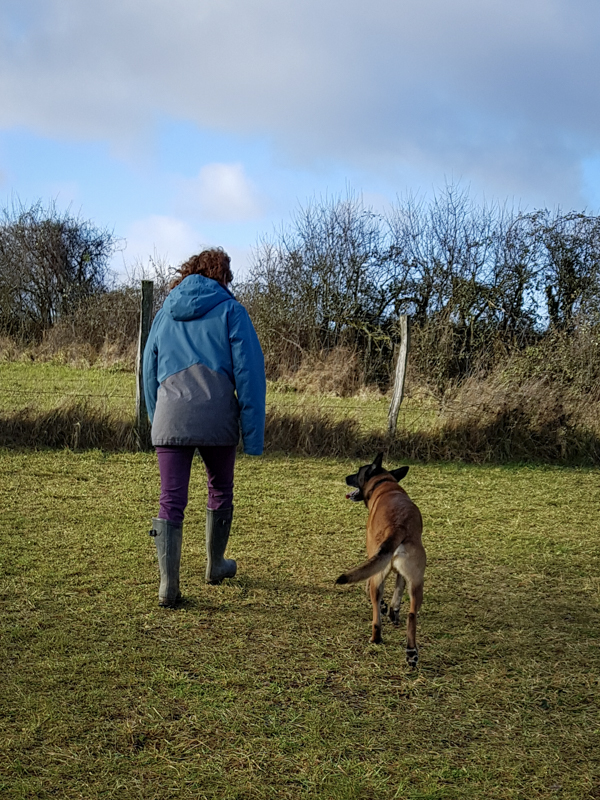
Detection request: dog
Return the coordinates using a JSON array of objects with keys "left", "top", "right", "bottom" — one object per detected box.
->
[{"left": 336, "top": 453, "right": 426, "bottom": 667}]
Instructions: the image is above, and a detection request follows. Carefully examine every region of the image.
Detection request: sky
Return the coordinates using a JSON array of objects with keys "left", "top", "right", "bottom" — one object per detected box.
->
[{"left": 1, "top": 0, "right": 600, "bottom": 281}]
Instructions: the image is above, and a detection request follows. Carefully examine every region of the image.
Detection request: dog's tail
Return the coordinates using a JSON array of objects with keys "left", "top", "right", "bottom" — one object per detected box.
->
[{"left": 335, "top": 537, "right": 397, "bottom": 585}]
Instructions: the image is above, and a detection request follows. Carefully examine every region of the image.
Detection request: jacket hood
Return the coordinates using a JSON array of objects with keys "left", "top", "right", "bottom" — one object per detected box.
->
[{"left": 164, "top": 274, "right": 234, "bottom": 321}]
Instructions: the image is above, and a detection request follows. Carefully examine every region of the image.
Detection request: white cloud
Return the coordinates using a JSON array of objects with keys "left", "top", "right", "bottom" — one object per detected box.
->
[
  {"left": 227, "top": 244, "right": 254, "bottom": 281},
  {"left": 178, "top": 163, "right": 264, "bottom": 222},
  {"left": 120, "top": 215, "right": 200, "bottom": 271},
  {"left": 1, "top": 0, "right": 600, "bottom": 205},
  {"left": 46, "top": 180, "right": 80, "bottom": 205},
  {"left": 113, "top": 215, "right": 254, "bottom": 281}
]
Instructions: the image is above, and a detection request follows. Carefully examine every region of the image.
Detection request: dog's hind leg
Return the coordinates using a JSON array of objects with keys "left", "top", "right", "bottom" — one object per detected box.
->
[
  {"left": 366, "top": 579, "right": 388, "bottom": 618},
  {"left": 369, "top": 574, "right": 385, "bottom": 644},
  {"left": 389, "top": 572, "right": 405, "bottom": 625},
  {"left": 405, "top": 581, "right": 423, "bottom": 668}
]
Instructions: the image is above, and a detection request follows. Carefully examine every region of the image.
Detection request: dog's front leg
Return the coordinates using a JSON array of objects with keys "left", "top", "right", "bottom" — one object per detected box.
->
[{"left": 368, "top": 576, "right": 384, "bottom": 643}]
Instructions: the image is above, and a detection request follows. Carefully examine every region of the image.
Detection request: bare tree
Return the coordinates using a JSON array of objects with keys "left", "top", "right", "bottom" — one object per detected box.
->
[
  {"left": 239, "top": 183, "right": 600, "bottom": 393},
  {"left": 239, "top": 191, "right": 393, "bottom": 381},
  {"left": 0, "top": 199, "right": 119, "bottom": 339},
  {"left": 533, "top": 210, "right": 600, "bottom": 330}
]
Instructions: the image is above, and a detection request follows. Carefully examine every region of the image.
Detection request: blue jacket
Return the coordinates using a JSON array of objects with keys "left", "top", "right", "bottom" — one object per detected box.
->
[{"left": 143, "top": 274, "right": 266, "bottom": 455}]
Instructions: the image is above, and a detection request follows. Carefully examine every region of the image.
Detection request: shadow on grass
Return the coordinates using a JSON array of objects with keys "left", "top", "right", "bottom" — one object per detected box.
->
[
  {"left": 227, "top": 574, "right": 338, "bottom": 597},
  {"left": 1, "top": 400, "right": 600, "bottom": 464}
]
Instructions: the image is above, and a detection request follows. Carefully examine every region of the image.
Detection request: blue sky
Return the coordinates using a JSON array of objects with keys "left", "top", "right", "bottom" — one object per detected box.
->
[{"left": 1, "top": 0, "right": 600, "bottom": 280}]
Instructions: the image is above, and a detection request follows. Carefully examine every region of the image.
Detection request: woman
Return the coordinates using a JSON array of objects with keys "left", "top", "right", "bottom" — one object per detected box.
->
[{"left": 143, "top": 248, "right": 266, "bottom": 607}]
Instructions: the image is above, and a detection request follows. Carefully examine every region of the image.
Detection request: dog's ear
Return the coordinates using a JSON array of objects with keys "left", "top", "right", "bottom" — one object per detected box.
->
[
  {"left": 364, "top": 452, "right": 384, "bottom": 481},
  {"left": 389, "top": 466, "right": 409, "bottom": 482}
]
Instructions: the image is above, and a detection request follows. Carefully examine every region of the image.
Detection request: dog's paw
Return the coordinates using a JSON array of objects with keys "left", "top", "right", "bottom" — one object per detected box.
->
[
  {"left": 370, "top": 625, "right": 382, "bottom": 644},
  {"left": 406, "top": 647, "right": 419, "bottom": 668}
]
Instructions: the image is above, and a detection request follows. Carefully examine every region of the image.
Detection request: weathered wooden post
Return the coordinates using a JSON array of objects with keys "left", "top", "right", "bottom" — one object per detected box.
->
[
  {"left": 135, "top": 280, "right": 154, "bottom": 450},
  {"left": 387, "top": 315, "right": 410, "bottom": 438}
]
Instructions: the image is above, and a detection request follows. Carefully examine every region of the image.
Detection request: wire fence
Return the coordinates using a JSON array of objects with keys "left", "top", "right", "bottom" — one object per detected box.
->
[
  {"left": 3, "top": 365, "right": 595, "bottom": 463},
  {"left": 0, "top": 389, "right": 132, "bottom": 399},
  {"left": 0, "top": 385, "right": 480, "bottom": 415},
  {"left": 0, "top": 384, "right": 441, "bottom": 455},
  {"left": 0, "top": 387, "right": 384, "bottom": 407},
  {"left": 0, "top": 383, "right": 394, "bottom": 408},
  {"left": 0, "top": 318, "right": 419, "bottom": 453}
]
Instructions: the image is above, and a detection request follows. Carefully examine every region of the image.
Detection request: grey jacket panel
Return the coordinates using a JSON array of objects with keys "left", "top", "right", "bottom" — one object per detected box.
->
[{"left": 151, "top": 361, "right": 240, "bottom": 447}]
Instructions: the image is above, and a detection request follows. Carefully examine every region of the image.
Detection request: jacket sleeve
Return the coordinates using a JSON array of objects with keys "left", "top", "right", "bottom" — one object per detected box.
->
[
  {"left": 229, "top": 303, "right": 266, "bottom": 455},
  {"left": 143, "top": 312, "right": 161, "bottom": 423}
]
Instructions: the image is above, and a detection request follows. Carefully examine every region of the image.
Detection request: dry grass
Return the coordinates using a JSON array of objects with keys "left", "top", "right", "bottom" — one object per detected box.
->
[
  {"left": 0, "top": 333, "right": 137, "bottom": 371},
  {"left": 265, "top": 407, "right": 362, "bottom": 457},
  {"left": 0, "top": 400, "right": 363, "bottom": 456},
  {"left": 282, "top": 348, "right": 365, "bottom": 397},
  {"left": 411, "top": 371, "right": 600, "bottom": 464},
  {"left": 0, "top": 397, "right": 136, "bottom": 450}
]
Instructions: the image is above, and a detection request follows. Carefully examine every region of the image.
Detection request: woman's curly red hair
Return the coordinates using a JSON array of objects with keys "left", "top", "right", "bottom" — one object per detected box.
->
[{"left": 170, "top": 248, "right": 233, "bottom": 290}]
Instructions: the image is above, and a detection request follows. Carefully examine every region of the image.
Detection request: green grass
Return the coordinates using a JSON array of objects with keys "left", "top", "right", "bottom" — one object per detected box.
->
[
  {"left": 0, "top": 362, "right": 136, "bottom": 415},
  {"left": 1, "top": 449, "right": 599, "bottom": 799},
  {"left": 263, "top": 389, "right": 437, "bottom": 436}
]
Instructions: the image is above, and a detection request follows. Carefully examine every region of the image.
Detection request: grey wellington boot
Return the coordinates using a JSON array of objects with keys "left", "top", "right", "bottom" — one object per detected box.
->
[
  {"left": 149, "top": 518, "right": 183, "bottom": 607},
  {"left": 205, "top": 507, "right": 237, "bottom": 584}
]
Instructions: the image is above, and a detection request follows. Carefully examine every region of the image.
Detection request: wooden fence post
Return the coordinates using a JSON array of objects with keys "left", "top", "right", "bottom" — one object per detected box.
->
[
  {"left": 387, "top": 315, "right": 410, "bottom": 438},
  {"left": 135, "top": 280, "right": 154, "bottom": 450}
]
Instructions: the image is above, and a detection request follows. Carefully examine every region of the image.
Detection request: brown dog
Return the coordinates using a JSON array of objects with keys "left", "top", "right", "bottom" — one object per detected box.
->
[{"left": 336, "top": 453, "right": 426, "bottom": 667}]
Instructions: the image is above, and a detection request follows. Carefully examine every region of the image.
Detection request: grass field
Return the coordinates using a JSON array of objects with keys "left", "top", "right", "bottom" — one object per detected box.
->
[
  {"left": 1, "top": 445, "right": 599, "bottom": 799},
  {"left": 0, "top": 362, "right": 136, "bottom": 415}
]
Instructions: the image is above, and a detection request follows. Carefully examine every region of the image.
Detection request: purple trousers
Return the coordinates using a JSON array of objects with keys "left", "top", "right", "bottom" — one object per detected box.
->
[{"left": 156, "top": 445, "right": 237, "bottom": 524}]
